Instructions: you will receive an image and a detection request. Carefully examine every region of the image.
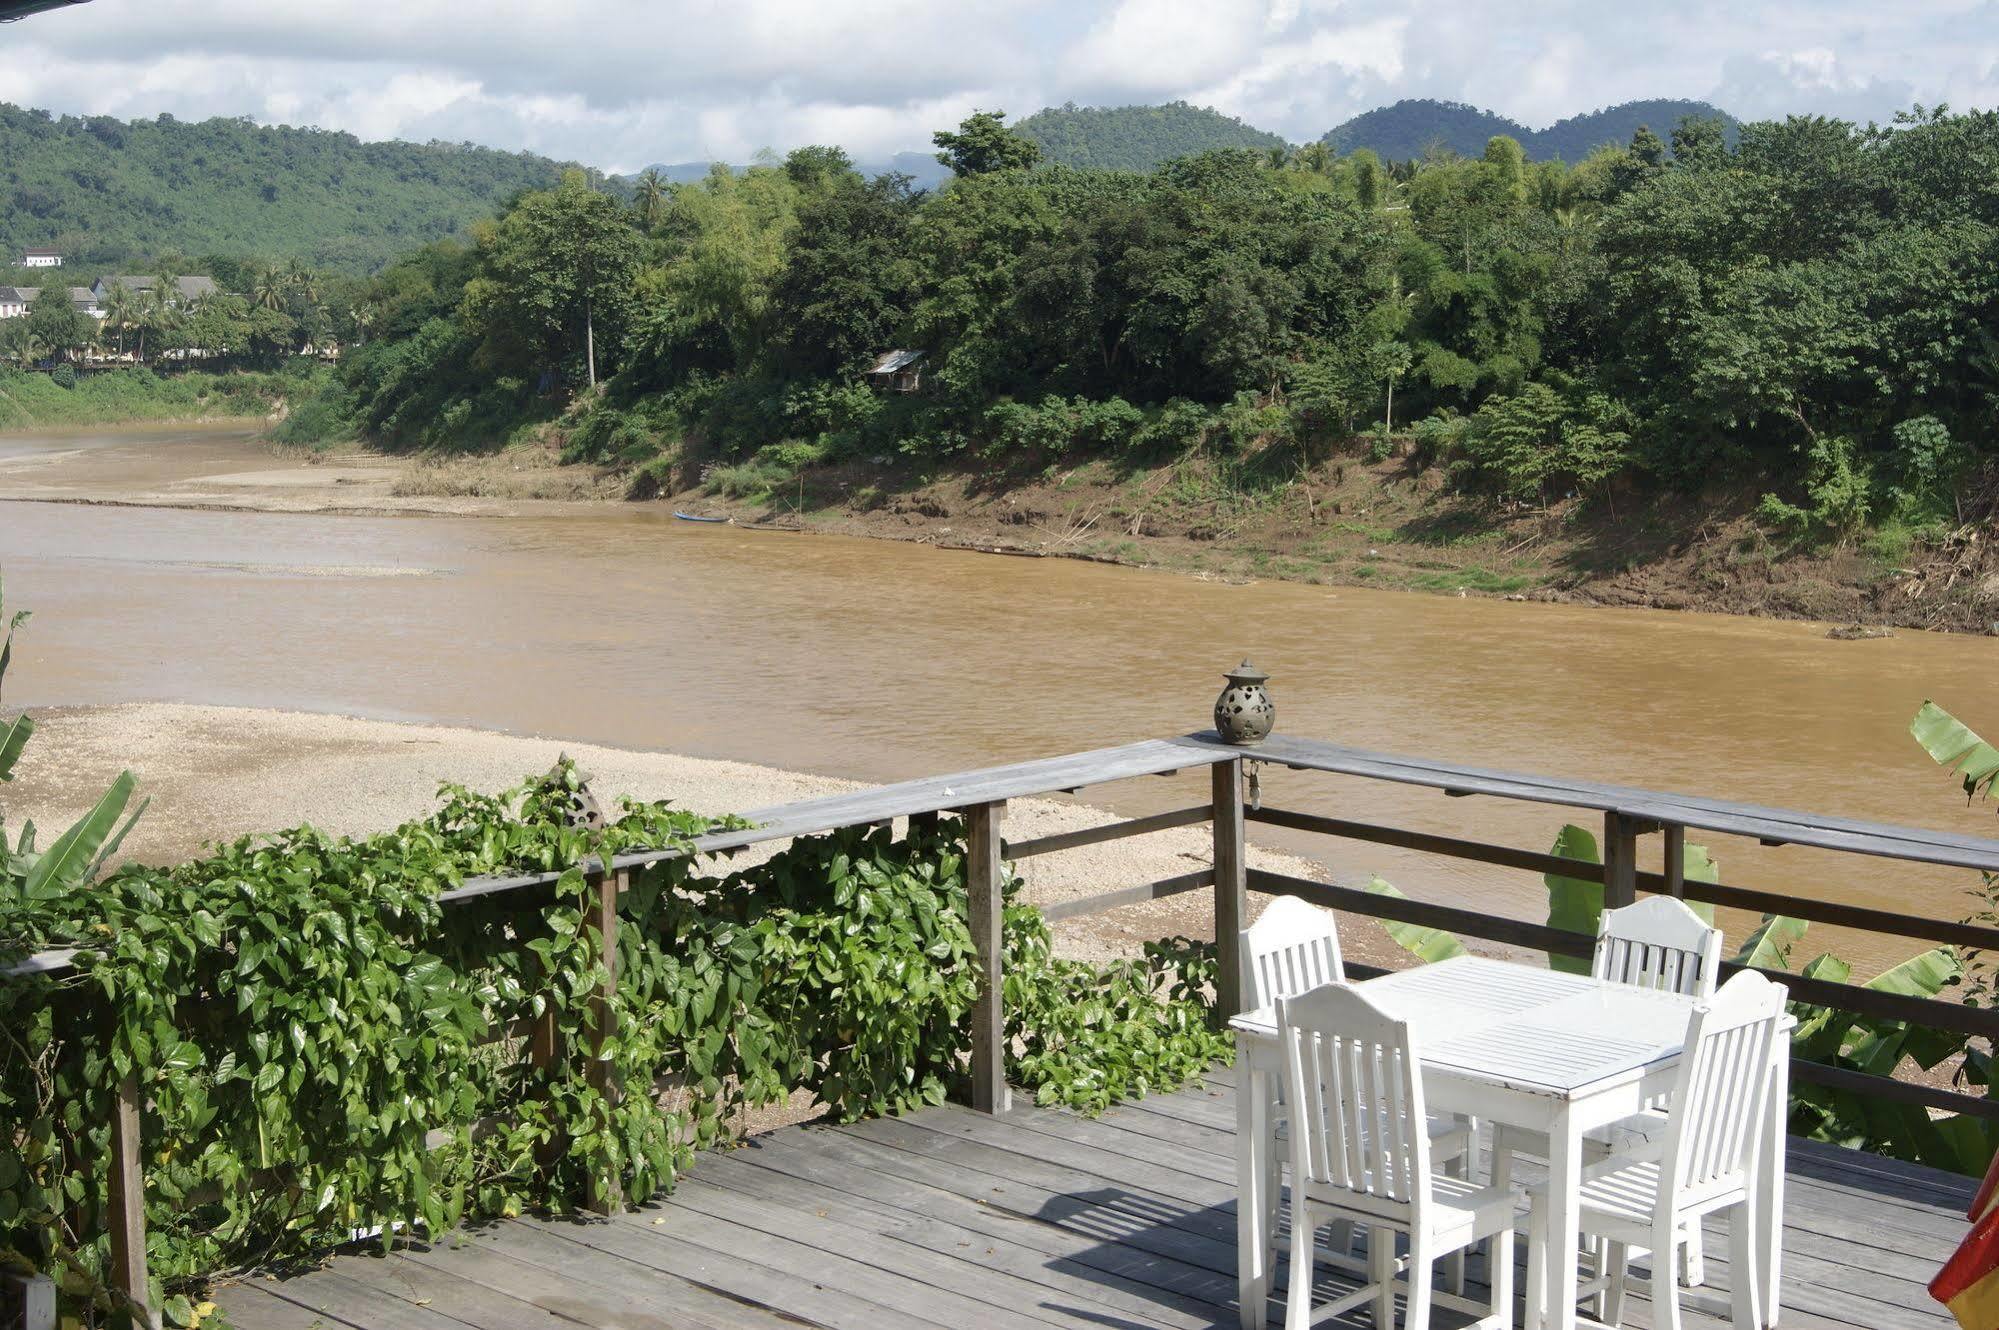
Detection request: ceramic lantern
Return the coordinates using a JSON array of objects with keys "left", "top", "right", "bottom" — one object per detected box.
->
[{"left": 1213, "top": 660, "right": 1274, "bottom": 746}]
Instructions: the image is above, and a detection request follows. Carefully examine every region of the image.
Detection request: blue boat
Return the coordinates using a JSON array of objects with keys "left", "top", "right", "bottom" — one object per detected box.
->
[{"left": 673, "top": 511, "right": 731, "bottom": 523}]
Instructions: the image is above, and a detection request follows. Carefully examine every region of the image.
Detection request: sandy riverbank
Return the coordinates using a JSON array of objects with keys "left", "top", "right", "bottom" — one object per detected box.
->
[
  {"left": 0, "top": 421, "right": 606, "bottom": 517},
  {"left": 7, "top": 702, "right": 1405, "bottom": 970}
]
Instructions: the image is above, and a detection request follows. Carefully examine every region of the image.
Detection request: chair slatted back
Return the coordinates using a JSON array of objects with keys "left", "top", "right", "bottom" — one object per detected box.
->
[
  {"left": 1242, "top": 896, "right": 1345, "bottom": 1011},
  {"left": 1277, "top": 982, "right": 1428, "bottom": 1211},
  {"left": 1595, "top": 896, "right": 1723, "bottom": 998},
  {"left": 1661, "top": 970, "right": 1787, "bottom": 1200}
]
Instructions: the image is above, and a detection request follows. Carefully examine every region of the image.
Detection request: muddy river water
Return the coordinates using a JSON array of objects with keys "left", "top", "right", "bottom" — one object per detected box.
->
[{"left": 4, "top": 424, "right": 1996, "bottom": 971}]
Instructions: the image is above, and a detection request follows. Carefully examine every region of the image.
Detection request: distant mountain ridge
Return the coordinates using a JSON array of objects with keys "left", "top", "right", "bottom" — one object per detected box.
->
[
  {"left": 1322, "top": 98, "right": 1739, "bottom": 162},
  {"left": 640, "top": 153, "right": 953, "bottom": 190},
  {"left": 643, "top": 98, "right": 1744, "bottom": 192}
]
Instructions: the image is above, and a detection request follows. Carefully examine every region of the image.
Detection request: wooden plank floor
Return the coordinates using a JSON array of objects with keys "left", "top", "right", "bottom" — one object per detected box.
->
[{"left": 217, "top": 1066, "right": 1968, "bottom": 1330}]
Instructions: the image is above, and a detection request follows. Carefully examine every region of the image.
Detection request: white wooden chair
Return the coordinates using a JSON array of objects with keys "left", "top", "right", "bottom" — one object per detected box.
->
[
  {"left": 1525, "top": 969, "right": 1788, "bottom": 1330},
  {"left": 1245, "top": 895, "right": 1348, "bottom": 1011},
  {"left": 1494, "top": 895, "right": 1723, "bottom": 1296},
  {"left": 1241, "top": 899, "right": 1475, "bottom": 1286},
  {"left": 1594, "top": 895, "right": 1723, "bottom": 998},
  {"left": 1277, "top": 981, "right": 1518, "bottom": 1330}
]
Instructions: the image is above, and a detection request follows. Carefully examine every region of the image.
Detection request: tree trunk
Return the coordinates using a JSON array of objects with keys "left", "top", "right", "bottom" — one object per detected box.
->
[
  {"left": 585, "top": 295, "right": 596, "bottom": 389},
  {"left": 1384, "top": 375, "right": 1394, "bottom": 435}
]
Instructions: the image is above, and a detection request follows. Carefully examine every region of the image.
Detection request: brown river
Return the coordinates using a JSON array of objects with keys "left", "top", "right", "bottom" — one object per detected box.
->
[{"left": 4, "top": 424, "right": 1995, "bottom": 971}]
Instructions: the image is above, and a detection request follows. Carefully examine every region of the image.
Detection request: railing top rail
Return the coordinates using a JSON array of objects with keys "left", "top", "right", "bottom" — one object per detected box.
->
[
  {"left": 1197, "top": 732, "right": 1999, "bottom": 872},
  {"left": 442, "top": 735, "right": 1232, "bottom": 903},
  {"left": 17, "top": 726, "right": 1999, "bottom": 979},
  {"left": 7, "top": 736, "right": 1236, "bottom": 969}
]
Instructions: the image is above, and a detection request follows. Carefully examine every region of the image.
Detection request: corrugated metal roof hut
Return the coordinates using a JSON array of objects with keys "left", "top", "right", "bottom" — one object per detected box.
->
[{"left": 865, "top": 349, "right": 926, "bottom": 393}]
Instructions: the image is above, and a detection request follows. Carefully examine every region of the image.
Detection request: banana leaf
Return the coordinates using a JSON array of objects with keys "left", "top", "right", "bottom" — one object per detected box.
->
[
  {"left": 1545, "top": 823, "right": 1601, "bottom": 975},
  {"left": 1733, "top": 913, "right": 1808, "bottom": 970},
  {"left": 22, "top": 769, "right": 137, "bottom": 900},
  {"left": 1931, "top": 1114, "right": 1999, "bottom": 1179},
  {"left": 1911, "top": 700, "right": 1999, "bottom": 806},
  {"left": 1789, "top": 952, "right": 1855, "bottom": 1061},
  {"left": 1365, "top": 877, "right": 1466, "bottom": 963},
  {"left": 1853, "top": 946, "right": 1964, "bottom": 1071},
  {"left": 84, "top": 794, "right": 149, "bottom": 882},
  {"left": 0, "top": 711, "right": 28, "bottom": 782},
  {"left": 1680, "top": 840, "right": 1719, "bottom": 924}
]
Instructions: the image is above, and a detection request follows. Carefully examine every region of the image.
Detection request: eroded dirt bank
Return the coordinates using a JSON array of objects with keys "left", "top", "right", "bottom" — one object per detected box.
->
[{"left": 3, "top": 422, "right": 1991, "bottom": 632}]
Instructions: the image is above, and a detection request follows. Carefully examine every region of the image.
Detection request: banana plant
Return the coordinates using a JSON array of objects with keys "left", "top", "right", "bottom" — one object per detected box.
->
[
  {"left": 0, "top": 573, "right": 147, "bottom": 928},
  {"left": 1363, "top": 793, "right": 1987, "bottom": 1173},
  {"left": 1544, "top": 825, "right": 1718, "bottom": 974},
  {"left": 1363, "top": 823, "right": 1719, "bottom": 971},
  {"left": 1733, "top": 911, "right": 1974, "bottom": 1172}
]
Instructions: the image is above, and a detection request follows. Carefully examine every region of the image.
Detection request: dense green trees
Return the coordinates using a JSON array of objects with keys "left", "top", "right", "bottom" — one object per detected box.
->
[
  {"left": 465, "top": 171, "right": 643, "bottom": 387},
  {"left": 934, "top": 111, "right": 1042, "bottom": 176},
  {"left": 290, "top": 107, "right": 1999, "bottom": 544}
]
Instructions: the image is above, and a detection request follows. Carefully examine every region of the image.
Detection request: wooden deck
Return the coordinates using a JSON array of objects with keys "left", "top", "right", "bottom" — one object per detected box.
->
[{"left": 217, "top": 1066, "right": 1966, "bottom": 1330}]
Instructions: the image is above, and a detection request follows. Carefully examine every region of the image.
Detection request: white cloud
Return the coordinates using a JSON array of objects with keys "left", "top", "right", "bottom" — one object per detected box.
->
[{"left": 0, "top": 0, "right": 1991, "bottom": 170}]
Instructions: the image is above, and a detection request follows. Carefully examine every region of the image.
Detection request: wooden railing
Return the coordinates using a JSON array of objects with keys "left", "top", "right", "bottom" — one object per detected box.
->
[{"left": 10, "top": 728, "right": 1999, "bottom": 1325}]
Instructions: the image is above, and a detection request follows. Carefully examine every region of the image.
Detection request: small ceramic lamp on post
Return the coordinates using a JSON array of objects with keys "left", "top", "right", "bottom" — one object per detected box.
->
[{"left": 1213, "top": 659, "right": 1274, "bottom": 746}]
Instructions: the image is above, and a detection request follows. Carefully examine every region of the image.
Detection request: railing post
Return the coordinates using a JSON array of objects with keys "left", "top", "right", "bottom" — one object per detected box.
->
[
  {"left": 528, "top": 919, "right": 562, "bottom": 1172},
  {"left": 1662, "top": 823, "right": 1686, "bottom": 898},
  {"left": 965, "top": 801, "right": 1010, "bottom": 1114},
  {"left": 1603, "top": 811, "right": 1639, "bottom": 912},
  {"left": 1212, "top": 758, "right": 1247, "bottom": 1017},
  {"left": 107, "top": 1072, "right": 155, "bottom": 1329},
  {"left": 586, "top": 865, "right": 623, "bottom": 1213}
]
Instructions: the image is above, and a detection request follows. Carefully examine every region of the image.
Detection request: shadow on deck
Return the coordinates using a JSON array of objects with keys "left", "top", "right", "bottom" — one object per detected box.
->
[{"left": 216, "top": 1066, "right": 1966, "bottom": 1330}]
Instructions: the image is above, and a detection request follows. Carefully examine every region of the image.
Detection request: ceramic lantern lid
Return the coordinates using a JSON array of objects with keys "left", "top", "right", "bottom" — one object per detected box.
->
[{"left": 1222, "top": 659, "right": 1268, "bottom": 685}]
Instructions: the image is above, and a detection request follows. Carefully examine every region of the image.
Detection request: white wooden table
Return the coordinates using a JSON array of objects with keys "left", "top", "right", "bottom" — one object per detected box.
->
[{"left": 1230, "top": 955, "right": 1789, "bottom": 1330}]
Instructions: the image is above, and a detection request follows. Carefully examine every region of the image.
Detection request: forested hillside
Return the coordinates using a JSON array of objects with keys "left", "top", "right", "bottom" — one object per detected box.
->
[
  {"left": 1014, "top": 102, "right": 1287, "bottom": 171},
  {"left": 1533, "top": 99, "right": 1738, "bottom": 161},
  {"left": 0, "top": 104, "right": 571, "bottom": 272},
  {"left": 1323, "top": 97, "right": 1736, "bottom": 161},
  {"left": 272, "top": 108, "right": 1999, "bottom": 623}
]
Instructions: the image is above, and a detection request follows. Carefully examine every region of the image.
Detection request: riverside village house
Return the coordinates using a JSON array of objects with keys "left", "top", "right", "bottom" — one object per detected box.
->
[
  {"left": 0, "top": 274, "right": 218, "bottom": 322},
  {"left": 18, "top": 247, "right": 61, "bottom": 268}
]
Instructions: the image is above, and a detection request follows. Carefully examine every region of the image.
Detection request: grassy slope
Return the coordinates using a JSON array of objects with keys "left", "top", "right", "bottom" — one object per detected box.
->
[{"left": 0, "top": 367, "right": 289, "bottom": 429}]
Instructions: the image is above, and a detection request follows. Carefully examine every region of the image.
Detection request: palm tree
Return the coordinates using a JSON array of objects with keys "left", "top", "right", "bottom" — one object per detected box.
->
[
  {"left": 100, "top": 283, "right": 135, "bottom": 359},
  {"left": 135, "top": 281, "right": 175, "bottom": 364},
  {"left": 634, "top": 169, "right": 668, "bottom": 229},
  {"left": 253, "top": 265, "right": 287, "bottom": 312},
  {"left": 285, "top": 259, "right": 321, "bottom": 307}
]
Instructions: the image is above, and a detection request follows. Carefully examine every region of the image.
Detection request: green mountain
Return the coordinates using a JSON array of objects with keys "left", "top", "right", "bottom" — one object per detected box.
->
[
  {"left": 1322, "top": 97, "right": 1738, "bottom": 162},
  {"left": 1323, "top": 100, "right": 1530, "bottom": 161},
  {"left": 1014, "top": 101, "right": 1289, "bottom": 172},
  {"left": 0, "top": 103, "right": 575, "bottom": 273},
  {"left": 1530, "top": 100, "right": 1740, "bottom": 161}
]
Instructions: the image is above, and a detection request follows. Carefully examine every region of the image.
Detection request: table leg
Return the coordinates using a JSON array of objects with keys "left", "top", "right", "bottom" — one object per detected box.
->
[
  {"left": 1238, "top": 1045, "right": 1272, "bottom": 1329},
  {"left": 1537, "top": 1106, "right": 1582, "bottom": 1330},
  {"left": 1759, "top": 1049, "right": 1788, "bottom": 1327}
]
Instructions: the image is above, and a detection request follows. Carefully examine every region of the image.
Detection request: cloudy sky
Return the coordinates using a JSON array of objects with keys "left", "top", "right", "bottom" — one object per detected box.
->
[{"left": 6, "top": 0, "right": 1996, "bottom": 173}]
